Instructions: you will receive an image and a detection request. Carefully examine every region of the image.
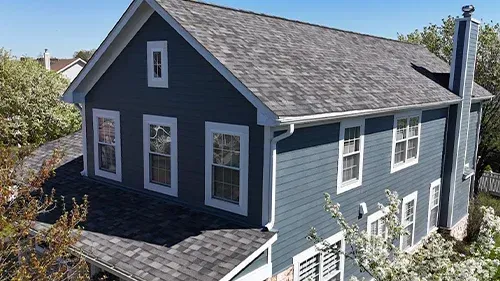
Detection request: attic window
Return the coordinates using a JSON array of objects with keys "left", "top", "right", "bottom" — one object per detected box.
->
[{"left": 147, "top": 41, "right": 168, "bottom": 88}]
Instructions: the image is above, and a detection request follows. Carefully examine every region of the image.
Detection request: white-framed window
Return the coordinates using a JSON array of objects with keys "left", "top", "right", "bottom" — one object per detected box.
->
[
  {"left": 293, "top": 231, "right": 345, "bottom": 281},
  {"left": 143, "top": 115, "right": 178, "bottom": 197},
  {"left": 367, "top": 207, "right": 389, "bottom": 240},
  {"left": 147, "top": 41, "right": 168, "bottom": 88},
  {"left": 337, "top": 119, "right": 365, "bottom": 194},
  {"left": 391, "top": 111, "right": 422, "bottom": 173},
  {"left": 205, "top": 122, "right": 249, "bottom": 216},
  {"left": 92, "top": 109, "right": 121, "bottom": 182},
  {"left": 427, "top": 179, "right": 441, "bottom": 233},
  {"left": 400, "top": 191, "right": 418, "bottom": 251}
]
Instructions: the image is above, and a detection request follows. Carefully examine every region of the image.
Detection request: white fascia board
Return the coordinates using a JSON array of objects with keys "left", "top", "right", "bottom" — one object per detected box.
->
[
  {"left": 276, "top": 99, "right": 459, "bottom": 127},
  {"left": 62, "top": 0, "right": 151, "bottom": 104}
]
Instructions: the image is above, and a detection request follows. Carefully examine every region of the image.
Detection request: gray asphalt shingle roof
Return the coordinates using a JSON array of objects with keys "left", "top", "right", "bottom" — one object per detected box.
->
[
  {"left": 36, "top": 157, "right": 275, "bottom": 281},
  {"left": 156, "top": 0, "right": 492, "bottom": 117}
]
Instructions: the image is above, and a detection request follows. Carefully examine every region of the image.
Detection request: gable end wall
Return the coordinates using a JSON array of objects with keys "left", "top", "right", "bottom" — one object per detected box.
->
[{"left": 84, "top": 12, "right": 264, "bottom": 225}]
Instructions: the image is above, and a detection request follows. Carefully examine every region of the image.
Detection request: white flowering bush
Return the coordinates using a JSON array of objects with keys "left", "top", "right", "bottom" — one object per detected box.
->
[
  {"left": 308, "top": 190, "right": 500, "bottom": 281},
  {"left": 0, "top": 48, "right": 81, "bottom": 147}
]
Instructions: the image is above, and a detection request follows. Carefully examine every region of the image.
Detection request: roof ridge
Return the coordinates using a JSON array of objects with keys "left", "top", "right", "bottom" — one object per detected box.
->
[{"left": 180, "top": 0, "right": 420, "bottom": 47}]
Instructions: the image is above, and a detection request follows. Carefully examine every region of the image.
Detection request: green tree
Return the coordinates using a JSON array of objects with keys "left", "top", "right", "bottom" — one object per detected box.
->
[
  {"left": 398, "top": 17, "right": 500, "bottom": 188},
  {"left": 72, "top": 49, "right": 95, "bottom": 62},
  {"left": 0, "top": 48, "right": 81, "bottom": 147},
  {"left": 0, "top": 146, "right": 89, "bottom": 281}
]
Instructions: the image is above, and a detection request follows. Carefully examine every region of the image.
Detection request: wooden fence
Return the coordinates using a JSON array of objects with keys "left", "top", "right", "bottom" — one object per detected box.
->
[{"left": 478, "top": 171, "right": 500, "bottom": 196}]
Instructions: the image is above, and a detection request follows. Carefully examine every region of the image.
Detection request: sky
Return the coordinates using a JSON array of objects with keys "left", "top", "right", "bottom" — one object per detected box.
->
[{"left": 1, "top": 0, "right": 500, "bottom": 59}]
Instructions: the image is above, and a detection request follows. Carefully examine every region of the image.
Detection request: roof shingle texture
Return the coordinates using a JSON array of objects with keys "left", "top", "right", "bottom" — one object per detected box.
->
[
  {"left": 36, "top": 157, "right": 274, "bottom": 281},
  {"left": 156, "top": 0, "right": 492, "bottom": 117}
]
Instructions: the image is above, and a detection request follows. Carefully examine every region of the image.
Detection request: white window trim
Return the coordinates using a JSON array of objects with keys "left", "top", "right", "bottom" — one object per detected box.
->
[
  {"left": 337, "top": 118, "right": 365, "bottom": 194},
  {"left": 92, "top": 109, "right": 121, "bottom": 182},
  {"left": 292, "top": 231, "right": 345, "bottom": 281},
  {"left": 367, "top": 207, "right": 390, "bottom": 238},
  {"left": 400, "top": 191, "right": 418, "bottom": 251},
  {"left": 205, "top": 122, "right": 249, "bottom": 216},
  {"left": 147, "top": 41, "right": 168, "bottom": 88},
  {"left": 391, "top": 111, "right": 422, "bottom": 173},
  {"left": 427, "top": 179, "right": 441, "bottom": 234},
  {"left": 143, "top": 114, "right": 178, "bottom": 197}
]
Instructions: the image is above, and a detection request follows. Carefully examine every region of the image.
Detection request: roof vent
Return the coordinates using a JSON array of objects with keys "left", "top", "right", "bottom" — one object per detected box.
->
[{"left": 462, "top": 5, "right": 475, "bottom": 17}]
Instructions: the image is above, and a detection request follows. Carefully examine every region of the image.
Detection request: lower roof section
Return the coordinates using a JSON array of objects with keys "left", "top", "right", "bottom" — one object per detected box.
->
[{"left": 35, "top": 157, "right": 275, "bottom": 281}]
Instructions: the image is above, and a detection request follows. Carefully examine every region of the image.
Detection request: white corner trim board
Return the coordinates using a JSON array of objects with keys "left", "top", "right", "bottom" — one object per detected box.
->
[
  {"left": 204, "top": 122, "right": 249, "bottom": 216},
  {"left": 143, "top": 114, "right": 178, "bottom": 197},
  {"left": 337, "top": 118, "right": 365, "bottom": 194},
  {"left": 92, "top": 109, "right": 122, "bottom": 182},
  {"left": 80, "top": 103, "right": 88, "bottom": 176}
]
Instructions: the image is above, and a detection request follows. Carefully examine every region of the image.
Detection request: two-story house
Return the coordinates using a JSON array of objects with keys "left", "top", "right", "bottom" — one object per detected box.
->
[{"left": 59, "top": 1, "right": 492, "bottom": 280}]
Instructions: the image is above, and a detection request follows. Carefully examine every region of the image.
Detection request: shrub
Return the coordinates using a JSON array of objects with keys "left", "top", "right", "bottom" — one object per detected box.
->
[{"left": 0, "top": 48, "right": 81, "bottom": 147}]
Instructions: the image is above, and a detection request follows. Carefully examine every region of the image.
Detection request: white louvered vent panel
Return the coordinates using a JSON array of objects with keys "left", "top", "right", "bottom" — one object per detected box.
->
[{"left": 298, "top": 253, "right": 320, "bottom": 281}]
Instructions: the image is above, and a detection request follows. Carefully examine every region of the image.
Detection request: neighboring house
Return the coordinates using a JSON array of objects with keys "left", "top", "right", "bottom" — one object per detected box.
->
[
  {"left": 41, "top": 49, "right": 86, "bottom": 81},
  {"left": 60, "top": 1, "right": 492, "bottom": 280}
]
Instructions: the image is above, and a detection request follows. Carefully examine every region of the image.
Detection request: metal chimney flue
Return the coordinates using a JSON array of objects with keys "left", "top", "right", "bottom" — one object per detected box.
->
[{"left": 462, "top": 5, "right": 475, "bottom": 17}]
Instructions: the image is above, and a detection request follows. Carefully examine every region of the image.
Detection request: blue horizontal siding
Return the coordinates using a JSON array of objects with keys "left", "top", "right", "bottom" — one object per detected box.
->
[{"left": 272, "top": 108, "right": 448, "bottom": 279}]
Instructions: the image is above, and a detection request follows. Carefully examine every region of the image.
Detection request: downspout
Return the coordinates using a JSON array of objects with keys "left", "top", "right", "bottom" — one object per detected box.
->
[{"left": 264, "top": 124, "right": 295, "bottom": 231}]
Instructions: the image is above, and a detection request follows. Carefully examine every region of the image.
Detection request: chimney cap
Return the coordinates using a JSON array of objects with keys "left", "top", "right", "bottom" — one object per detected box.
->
[{"left": 462, "top": 5, "right": 475, "bottom": 17}]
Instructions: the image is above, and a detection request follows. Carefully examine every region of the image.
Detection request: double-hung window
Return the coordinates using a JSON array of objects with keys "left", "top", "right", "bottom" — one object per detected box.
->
[
  {"left": 147, "top": 41, "right": 168, "bottom": 88},
  {"left": 401, "top": 191, "right": 418, "bottom": 251},
  {"left": 391, "top": 112, "right": 421, "bottom": 172},
  {"left": 293, "top": 231, "right": 345, "bottom": 281},
  {"left": 93, "top": 109, "right": 121, "bottom": 182},
  {"left": 367, "top": 208, "right": 389, "bottom": 240},
  {"left": 205, "top": 122, "right": 249, "bottom": 216},
  {"left": 337, "top": 119, "right": 365, "bottom": 194},
  {"left": 143, "top": 115, "right": 178, "bottom": 196},
  {"left": 428, "top": 179, "right": 441, "bottom": 233}
]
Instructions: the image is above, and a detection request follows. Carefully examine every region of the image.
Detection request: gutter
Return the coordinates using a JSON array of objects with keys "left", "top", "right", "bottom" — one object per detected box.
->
[
  {"left": 276, "top": 99, "right": 461, "bottom": 126},
  {"left": 264, "top": 124, "right": 295, "bottom": 231},
  {"left": 30, "top": 226, "right": 140, "bottom": 281},
  {"left": 79, "top": 250, "right": 141, "bottom": 281}
]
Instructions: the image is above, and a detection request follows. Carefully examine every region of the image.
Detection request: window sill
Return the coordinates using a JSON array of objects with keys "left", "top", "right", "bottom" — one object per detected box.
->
[
  {"left": 337, "top": 179, "right": 362, "bottom": 194},
  {"left": 391, "top": 159, "right": 418, "bottom": 173},
  {"left": 144, "top": 181, "right": 178, "bottom": 197},
  {"left": 205, "top": 197, "right": 248, "bottom": 216},
  {"left": 95, "top": 168, "right": 121, "bottom": 182}
]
